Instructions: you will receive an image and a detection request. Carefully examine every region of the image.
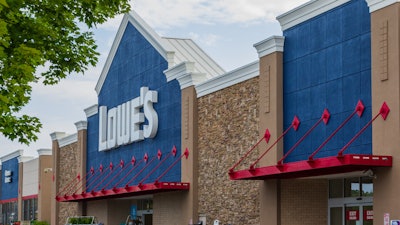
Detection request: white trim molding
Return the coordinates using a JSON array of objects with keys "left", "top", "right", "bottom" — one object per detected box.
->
[
  {"left": 58, "top": 133, "right": 78, "bottom": 148},
  {"left": 366, "top": 0, "right": 400, "bottom": 12},
  {"left": 37, "top": 149, "right": 52, "bottom": 156},
  {"left": 277, "top": 0, "right": 351, "bottom": 30},
  {"left": 49, "top": 132, "right": 67, "bottom": 141},
  {"left": 18, "top": 155, "right": 35, "bottom": 163},
  {"left": 254, "top": 36, "right": 285, "bottom": 58},
  {"left": 1, "top": 149, "right": 24, "bottom": 162},
  {"left": 84, "top": 104, "right": 98, "bottom": 118},
  {"left": 75, "top": 121, "right": 88, "bottom": 131},
  {"left": 164, "top": 62, "right": 208, "bottom": 90},
  {"left": 196, "top": 61, "right": 259, "bottom": 98}
]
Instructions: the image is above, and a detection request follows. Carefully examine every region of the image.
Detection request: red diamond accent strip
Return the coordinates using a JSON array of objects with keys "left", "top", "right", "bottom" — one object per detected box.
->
[
  {"left": 380, "top": 101, "right": 390, "bottom": 120},
  {"left": 292, "top": 116, "right": 300, "bottom": 131},
  {"left": 322, "top": 109, "right": 331, "bottom": 124},
  {"left": 356, "top": 100, "right": 365, "bottom": 117}
]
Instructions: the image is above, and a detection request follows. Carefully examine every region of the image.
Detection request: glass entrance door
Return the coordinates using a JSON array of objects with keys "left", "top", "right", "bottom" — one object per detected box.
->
[
  {"left": 329, "top": 204, "right": 373, "bottom": 225},
  {"left": 328, "top": 177, "right": 374, "bottom": 225}
]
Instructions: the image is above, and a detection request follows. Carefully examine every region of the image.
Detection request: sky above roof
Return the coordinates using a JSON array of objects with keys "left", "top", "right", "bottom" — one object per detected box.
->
[{"left": 0, "top": 0, "right": 308, "bottom": 157}]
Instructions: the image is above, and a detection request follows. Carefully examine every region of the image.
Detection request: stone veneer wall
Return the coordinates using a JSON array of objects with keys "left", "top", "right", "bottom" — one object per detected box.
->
[
  {"left": 197, "top": 77, "right": 260, "bottom": 225},
  {"left": 58, "top": 142, "right": 80, "bottom": 225},
  {"left": 281, "top": 179, "right": 328, "bottom": 225}
]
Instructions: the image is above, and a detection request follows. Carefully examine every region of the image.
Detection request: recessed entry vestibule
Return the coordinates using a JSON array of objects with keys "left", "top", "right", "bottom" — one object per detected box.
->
[{"left": 328, "top": 177, "right": 374, "bottom": 225}]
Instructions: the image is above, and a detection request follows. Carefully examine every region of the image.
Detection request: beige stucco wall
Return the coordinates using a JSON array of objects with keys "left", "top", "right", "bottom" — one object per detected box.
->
[
  {"left": 370, "top": 2, "right": 400, "bottom": 224},
  {"left": 197, "top": 77, "right": 261, "bottom": 224},
  {"left": 38, "top": 154, "right": 53, "bottom": 222}
]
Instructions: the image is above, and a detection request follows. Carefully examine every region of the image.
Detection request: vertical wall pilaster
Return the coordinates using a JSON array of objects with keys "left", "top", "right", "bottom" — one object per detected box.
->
[
  {"left": 37, "top": 149, "right": 52, "bottom": 222},
  {"left": 254, "top": 36, "right": 284, "bottom": 225},
  {"left": 368, "top": 1, "right": 400, "bottom": 224},
  {"left": 75, "top": 121, "right": 88, "bottom": 215},
  {"left": 50, "top": 132, "right": 66, "bottom": 225},
  {"left": 181, "top": 85, "right": 199, "bottom": 224}
]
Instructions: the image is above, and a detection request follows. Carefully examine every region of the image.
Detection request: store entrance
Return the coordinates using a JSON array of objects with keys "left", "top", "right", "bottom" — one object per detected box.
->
[
  {"left": 330, "top": 203, "right": 373, "bottom": 225},
  {"left": 328, "top": 177, "right": 374, "bottom": 225},
  {"left": 136, "top": 199, "right": 153, "bottom": 225}
]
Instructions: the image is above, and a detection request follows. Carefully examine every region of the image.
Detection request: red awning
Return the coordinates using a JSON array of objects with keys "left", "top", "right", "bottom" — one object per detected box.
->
[
  {"left": 229, "top": 154, "right": 392, "bottom": 180},
  {"left": 56, "top": 147, "right": 190, "bottom": 202},
  {"left": 229, "top": 101, "right": 393, "bottom": 180}
]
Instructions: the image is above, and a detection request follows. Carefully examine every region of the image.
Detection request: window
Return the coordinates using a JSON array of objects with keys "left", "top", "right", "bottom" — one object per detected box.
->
[
  {"left": 22, "top": 198, "right": 38, "bottom": 221},
  {"left": 329, "top": 177, "right": 373, "bottom": 199},
  {"left": 1, "top": 201, "right": 18, "bottom": 225}
]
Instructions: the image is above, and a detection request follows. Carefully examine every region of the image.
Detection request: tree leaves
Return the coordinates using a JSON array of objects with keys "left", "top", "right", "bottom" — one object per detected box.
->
[{"left": 0, "top": 0, "right": 130, "bottom": 144}]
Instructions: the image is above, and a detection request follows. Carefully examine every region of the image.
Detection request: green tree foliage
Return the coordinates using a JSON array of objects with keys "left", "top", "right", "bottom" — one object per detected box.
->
[{"left": 0, "top": 0, "right": 130, "bottom": 144}]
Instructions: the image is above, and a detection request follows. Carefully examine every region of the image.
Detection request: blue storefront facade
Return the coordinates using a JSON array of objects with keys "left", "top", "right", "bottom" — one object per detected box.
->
[{"left": 52, "top": 0, "right": 400, "bottom": 225}]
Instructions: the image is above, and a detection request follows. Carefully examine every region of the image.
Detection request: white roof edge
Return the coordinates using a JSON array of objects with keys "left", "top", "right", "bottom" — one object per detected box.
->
[
  {"left": 276, "top": 0, "right": 351, "bottom": 30},
  {"left": 50, "top": 132, "right": 67, "bottom": 141},
  {"left": 366, "top": 0, "right": 400, "bottom": 12},
  {"left": 37, "top": 149, "right": 52, "bottom": 156},
  {"left": 58, "top": 133, "right": 78, "bottom": 148},
  {"left": 254, "top": 36, "right": 285, "bottom": 58},
  {"left": 18, "top": 155, "right": 35, "bottom": 163},
  {"left": 95, "top": 11, "right": 175, "bottom": 95},
  {"left": 1, "top": 149, "right": 24, "bottom": 162},
  {"left": 164, "top": 62, "right": 208, "bottom": 89},
  {"left": 196, "top": 61, "right": 259, "bottom": 98},
  {"left": 84, "top": 104, "right": 98, "bottom": 117},
  {"left": 75, "top": 121, "right": 88, "bottom": 131}
]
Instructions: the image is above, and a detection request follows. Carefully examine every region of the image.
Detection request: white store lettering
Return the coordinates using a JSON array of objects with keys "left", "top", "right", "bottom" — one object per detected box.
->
[{"left": 98, "top": 87, "right": 158, "bottom": 151}]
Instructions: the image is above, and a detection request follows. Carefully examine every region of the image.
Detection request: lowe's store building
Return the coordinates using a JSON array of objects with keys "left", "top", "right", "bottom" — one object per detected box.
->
[{"left": 45, "top": 0, "right": 400, "bottom": 225}]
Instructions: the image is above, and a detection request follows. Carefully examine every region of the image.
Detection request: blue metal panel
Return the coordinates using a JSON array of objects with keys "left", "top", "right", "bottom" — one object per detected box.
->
[
  {"left": 283, "top": 0, "right": 371, "bottom": 162},
  {"left": 86, "top": 21, "right": 181, "bottom": 190},
  {"left": 1, "top": 158, "right": 19, "bottom": 200}
]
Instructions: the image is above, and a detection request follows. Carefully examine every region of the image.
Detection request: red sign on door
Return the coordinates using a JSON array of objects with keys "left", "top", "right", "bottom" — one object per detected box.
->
[
  {"left": 364, "top": 210, "right": 373, "bottom": 220},
  {"left": 346, "top": 210, "right": 360, "bottom": 221}
]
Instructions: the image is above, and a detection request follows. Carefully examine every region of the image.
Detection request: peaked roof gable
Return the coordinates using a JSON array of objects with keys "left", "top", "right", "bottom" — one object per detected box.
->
[
  {"left": 95, "top": 11, "right": 225, "bottom": 95},
  {"left": 95, "top": 11, "right": 175, "bottom": 95}
]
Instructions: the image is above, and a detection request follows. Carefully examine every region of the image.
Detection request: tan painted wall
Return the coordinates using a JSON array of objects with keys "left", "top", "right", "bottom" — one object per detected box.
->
[
  {"left": 180, "top": 85, "right": 199, "bottom": 224},
  {"left": 370, "top": 3, "right": 400, "bottom": 224},
  {"left": 197, "top": 77, "right": 260, "bottom": 224},
  {"left": 38, "top": 154, "right": 53, "bottom": 222},
  {"left": 258, "top": 51, "right": 284, "bottom": 225}
]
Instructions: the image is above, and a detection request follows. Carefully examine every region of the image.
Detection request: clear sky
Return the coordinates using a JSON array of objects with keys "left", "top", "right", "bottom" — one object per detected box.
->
[{"left": 0, "top": 0, "right": 309, "bottom": 157}]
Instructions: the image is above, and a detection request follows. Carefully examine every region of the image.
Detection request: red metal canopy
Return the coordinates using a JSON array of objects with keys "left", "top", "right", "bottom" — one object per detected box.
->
[
  {"left": 229, "top": 101, "right": 393, "bottom": 180},
  {"left": 56, "top": 147, "right": 190, "bottom": 202}
]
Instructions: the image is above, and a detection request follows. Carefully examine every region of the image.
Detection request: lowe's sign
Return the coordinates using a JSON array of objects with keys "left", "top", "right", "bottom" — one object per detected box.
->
[{"left": 98, "top": 87, "right": 158, "bottom": 151}]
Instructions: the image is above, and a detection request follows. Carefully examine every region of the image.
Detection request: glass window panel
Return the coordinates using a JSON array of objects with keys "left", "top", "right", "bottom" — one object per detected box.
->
[
  {"left": 330, "top": 207, "right": 343, "bottom": 225},
  {"left": 330, "top": 179, "right": 344, "bottom": 198},
  {"left": 361, "top": 177, "right": 373, "bottom": 197},
  {"left": 345, "top": 178, "right": 360, "bottom": 197},
  {"left": 345, "top": 206, "right": 360, "bottom": 225},
  {"left": 363, "top": 205, "right": 373, "bottom": 225}
]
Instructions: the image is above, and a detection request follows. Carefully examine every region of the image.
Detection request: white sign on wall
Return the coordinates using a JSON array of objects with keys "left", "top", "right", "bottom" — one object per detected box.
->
[
  {"left": 4, "top": 170, "right": 12, "bottom": 183},
  {"left": 98, "top": 87, "right": 158, "bottom": 151}
]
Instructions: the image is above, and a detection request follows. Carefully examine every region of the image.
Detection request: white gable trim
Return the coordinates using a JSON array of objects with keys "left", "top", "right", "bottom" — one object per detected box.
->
[
  {"left": 95, "top": 11, "right": 175, "bottom": 95},
  {"left": 164, "top": 62, "right": 208, "bottom": 90},
  {"left": 1, "top": 149, "right": 24, "bottom": 162},
  {"left": 366, "top": 0, "right": 400, "bottom": 12},
  {"left": 58, "top": 133, "right": 78, "bottom": 147},
  {"left": 254, "top": 36, "right": 285, "bottom": 58},
  {"left": 196, "top": 61, "right": 259, "bottom": 98},
  {"left": 277, "top": 0, "right": 351, "bottom": 30}
]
